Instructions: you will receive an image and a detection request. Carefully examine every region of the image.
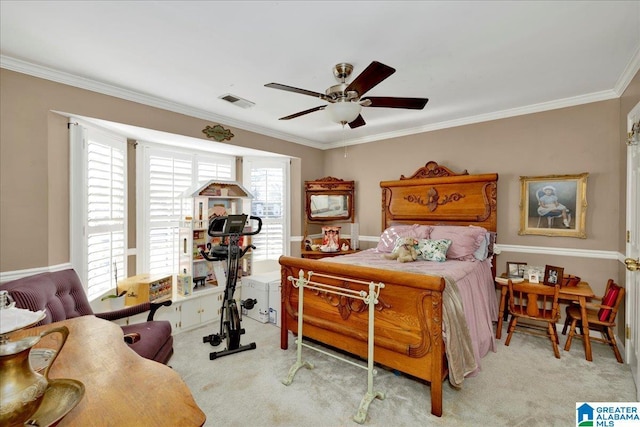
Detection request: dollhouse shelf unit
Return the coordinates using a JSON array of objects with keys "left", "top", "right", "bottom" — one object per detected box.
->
[{"left": 179, "top": 180, "right": 253, "bottom": 290}]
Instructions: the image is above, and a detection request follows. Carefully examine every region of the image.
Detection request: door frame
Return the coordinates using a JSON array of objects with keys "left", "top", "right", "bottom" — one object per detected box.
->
[{"left": 624, "top": 101, "right": 640, "bottom": 401}]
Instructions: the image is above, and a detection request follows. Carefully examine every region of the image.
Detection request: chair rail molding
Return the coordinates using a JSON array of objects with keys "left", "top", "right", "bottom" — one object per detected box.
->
[
  {"left": 495, "top": 244, "right": 621, "bottom": 261},
  {"left": 0, "top": 263, "right": 73, "bottom": 284}
]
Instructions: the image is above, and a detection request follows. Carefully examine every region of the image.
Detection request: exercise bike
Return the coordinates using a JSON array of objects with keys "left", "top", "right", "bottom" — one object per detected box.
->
[{"left": 200, "top": 214, "right": 262, "bottom": 360}]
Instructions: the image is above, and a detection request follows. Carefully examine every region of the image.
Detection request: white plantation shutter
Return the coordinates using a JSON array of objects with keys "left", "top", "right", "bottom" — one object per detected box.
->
[
  {"left": 147, "top": 153, "right": 192, "bottom": 274},
  {"left": 198, "top": 161, "right": 232, "bottom": 182},
  {"left": 70, "top": 123, "right": 127, "bottom": 300},
  {"left": 244, "top": 158, "right": 289, "bottom": 261},
  {"left": 138, "top": 145, "right": 235, "bottom": 274}
]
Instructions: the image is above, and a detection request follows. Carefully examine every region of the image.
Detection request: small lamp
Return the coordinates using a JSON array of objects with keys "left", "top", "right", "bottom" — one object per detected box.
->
[{"left": 325, "top": 101, "right": 362, "bottom": 125}]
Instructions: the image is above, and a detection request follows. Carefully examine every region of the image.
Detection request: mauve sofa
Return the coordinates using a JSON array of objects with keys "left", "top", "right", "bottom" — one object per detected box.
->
[{"left": 0, "top": 268, "right": 174, "bottom": 364}]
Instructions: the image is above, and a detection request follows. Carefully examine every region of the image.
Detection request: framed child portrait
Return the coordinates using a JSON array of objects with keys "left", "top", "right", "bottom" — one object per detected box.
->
[
  {"left": 543, "top": 265, "right": 564, "bottom": 286},
  {"left": 518, "top": 173, "right": 588, "bottom": 238}
]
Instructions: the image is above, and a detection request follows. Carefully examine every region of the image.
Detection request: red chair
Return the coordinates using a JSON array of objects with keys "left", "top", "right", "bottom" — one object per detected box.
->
[{"left": 563, "top": 279, "right": 625, "bottom": 363}]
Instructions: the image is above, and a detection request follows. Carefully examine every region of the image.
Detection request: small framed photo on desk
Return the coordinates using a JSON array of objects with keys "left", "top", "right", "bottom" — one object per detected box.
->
[
  {"left": 543, "top": 265, "right": 564, "bottom": 286},
  {"left": 528, "top": 271, "right": 540, "bottom": 283},
  {"left": 507, "top": 262, "right": 527, "bottom": 278}
]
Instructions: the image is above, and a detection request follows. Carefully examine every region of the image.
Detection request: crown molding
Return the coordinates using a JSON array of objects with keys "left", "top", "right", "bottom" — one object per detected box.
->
[
  {"left": 613, "top": 45, "right": 640, "bottom": 95},
  {"left": 3, "top": 53, "right": 637, "bottom": 151},
  {"left": 0, "top": 55, "right": 325, "bottom": 150},
  {"left": 324, "top": 89, "right": 620, "bottom": 150}
]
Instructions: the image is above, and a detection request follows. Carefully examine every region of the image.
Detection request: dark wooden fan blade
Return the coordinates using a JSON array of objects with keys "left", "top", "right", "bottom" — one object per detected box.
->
[
  {"left": 279, "top": 105, "right": 326, "bottom": 120},
  {"left": 348, "top": 114, "right": 366, "bottom": 129},
  {"left": 345, "top": 61, "right": 396, "bottom": 97},
  {"left": 265, "top": 83, "right": 329, "bottom": 100},
  {"left": 362, "top": 97, "right": 429, "bottom": 110}
]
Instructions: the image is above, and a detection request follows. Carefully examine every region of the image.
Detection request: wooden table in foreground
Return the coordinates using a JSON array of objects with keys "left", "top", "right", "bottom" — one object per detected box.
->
[
  {"left": 12, "top": 316, "right": 206, "bottom": 426},
  {"left": 495, "top": 279, "right": 596, "bottom": 361}
]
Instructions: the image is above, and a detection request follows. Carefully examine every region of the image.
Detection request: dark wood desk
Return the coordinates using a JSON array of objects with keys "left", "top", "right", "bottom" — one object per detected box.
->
[
  {"left": 12, "top": 316, "right": 206, "bottom": 426},
  {"left": 495, "top": 279, "right": 596, "bottom": 361}
]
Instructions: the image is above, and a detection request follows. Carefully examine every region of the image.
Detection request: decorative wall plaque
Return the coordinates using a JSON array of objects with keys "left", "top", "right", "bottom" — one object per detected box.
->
[{"left": 202, "top": 124, "right": 234, "bottom": 142}]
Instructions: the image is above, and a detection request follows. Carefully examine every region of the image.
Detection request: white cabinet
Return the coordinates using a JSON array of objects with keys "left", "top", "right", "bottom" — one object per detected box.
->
[
  {"left": 104, "top": 281, "right": 244, "bottom": 335},
  {"left": 174, "top": 284, "right": 242, "bottom": 333},
  {"left": 178, "top": 291, "right": 222, "bottom": 331}
]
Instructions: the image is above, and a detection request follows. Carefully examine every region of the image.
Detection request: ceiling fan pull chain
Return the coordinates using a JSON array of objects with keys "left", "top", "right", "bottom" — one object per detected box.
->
[{"left": 343, "top": 125, "right": 348, "bottom": 158}]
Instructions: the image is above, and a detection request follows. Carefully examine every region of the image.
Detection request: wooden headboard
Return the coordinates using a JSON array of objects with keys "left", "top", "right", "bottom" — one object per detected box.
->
[{"left": 380, "top": 161, "right": 498, "bottom": 232}]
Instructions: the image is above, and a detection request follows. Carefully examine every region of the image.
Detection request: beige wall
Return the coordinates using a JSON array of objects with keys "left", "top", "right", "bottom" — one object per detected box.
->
[
  {"left": 0, "top": 69, "right": 323, "bottom": 271},
  {"left": 2, "top": 67, "right": 639, "bottom": 306},
  {"left": 324, "top": 100, "right": 623, "bottom": 246},
  {"left": 323, "top": 101, "right": 624, "bottom": 293}
]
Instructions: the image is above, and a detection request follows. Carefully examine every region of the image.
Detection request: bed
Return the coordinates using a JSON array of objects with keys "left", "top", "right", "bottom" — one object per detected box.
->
[{"left": 278, "top": 161, "right": 499, "bottom": 417}]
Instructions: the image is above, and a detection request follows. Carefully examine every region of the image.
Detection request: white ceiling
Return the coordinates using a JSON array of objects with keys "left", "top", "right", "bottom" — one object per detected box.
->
[{"left": 2, "top": 1, "right": 640, "bottom": 150}]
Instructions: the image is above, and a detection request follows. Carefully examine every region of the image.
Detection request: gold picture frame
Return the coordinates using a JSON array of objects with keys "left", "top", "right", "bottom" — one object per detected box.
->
[{"left": 518, "top": 173, "right": 588, "bottom": 238}]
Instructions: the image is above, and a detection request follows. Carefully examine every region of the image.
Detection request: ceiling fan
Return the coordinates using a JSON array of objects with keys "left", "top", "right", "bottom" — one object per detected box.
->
[{"left": 265, "top": 61, "right": 429, "bottom": 129}]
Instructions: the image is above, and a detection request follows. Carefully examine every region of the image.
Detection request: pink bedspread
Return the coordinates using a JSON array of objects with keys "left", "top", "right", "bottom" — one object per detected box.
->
[{"left": 325, "top": 249, "right": 498, "bottom": 375}]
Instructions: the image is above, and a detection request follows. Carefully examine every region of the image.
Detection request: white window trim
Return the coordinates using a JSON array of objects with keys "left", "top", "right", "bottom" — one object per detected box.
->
[
  {"left": 243, "top": 156, "right": 291, "bottom": 260},
  {"left": 69, "top": 120, "right": 127, "bottom": 299}
]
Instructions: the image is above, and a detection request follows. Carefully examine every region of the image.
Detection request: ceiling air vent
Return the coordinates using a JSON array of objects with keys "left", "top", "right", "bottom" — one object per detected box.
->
[{"left": 219, "top": 93, "right": 255, "bottom": 109}]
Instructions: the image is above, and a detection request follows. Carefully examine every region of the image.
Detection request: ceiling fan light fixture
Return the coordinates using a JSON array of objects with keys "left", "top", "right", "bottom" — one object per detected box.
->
[{"left": 325, "top": 101, "right": 362, "bottom": 124}]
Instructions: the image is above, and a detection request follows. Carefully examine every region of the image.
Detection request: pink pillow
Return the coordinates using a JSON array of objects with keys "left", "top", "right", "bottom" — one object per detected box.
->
[
  {"left": 376, "top": 224, "right": 432, "bottom": 253},
  {"left": 429, "top": 225, "right": 487, "bottom": 261}
]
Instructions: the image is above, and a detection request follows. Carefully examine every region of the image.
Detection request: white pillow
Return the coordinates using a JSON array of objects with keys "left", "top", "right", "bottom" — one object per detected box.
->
[
  {"left": 473, "top": 232, "right": 491, "bottom": 261},
  {"left": 415, "top": 239, "right": 452, "bottom": 262}
]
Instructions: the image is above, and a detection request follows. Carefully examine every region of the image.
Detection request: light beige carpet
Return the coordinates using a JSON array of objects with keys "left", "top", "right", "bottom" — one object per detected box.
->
[{"left": 170, "top": 318, "right": 636, "bottom": 427}]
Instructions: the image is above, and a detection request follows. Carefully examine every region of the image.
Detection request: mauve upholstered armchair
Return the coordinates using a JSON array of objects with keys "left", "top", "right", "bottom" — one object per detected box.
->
[{"left": 0, "top": 268, "right": 174, "bottom": 364}]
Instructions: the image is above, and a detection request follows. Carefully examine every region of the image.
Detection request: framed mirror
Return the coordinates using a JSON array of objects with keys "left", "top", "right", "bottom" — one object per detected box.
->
[
  {"left": 309, "top": 194, "right": 351, "bottom": 220},
  {"left": 305, "top": 177, "right": 354, "bottom": 222}
]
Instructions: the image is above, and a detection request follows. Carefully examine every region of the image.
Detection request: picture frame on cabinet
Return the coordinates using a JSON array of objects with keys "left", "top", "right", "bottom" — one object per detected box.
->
[{"left": 518, "top": 173, "right": 588, "bottom": 238}]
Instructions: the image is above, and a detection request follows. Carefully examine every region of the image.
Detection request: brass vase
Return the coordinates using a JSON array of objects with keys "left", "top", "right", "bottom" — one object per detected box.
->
[{"left": 0, "top": 326, "right": 69, "bottom": 426}]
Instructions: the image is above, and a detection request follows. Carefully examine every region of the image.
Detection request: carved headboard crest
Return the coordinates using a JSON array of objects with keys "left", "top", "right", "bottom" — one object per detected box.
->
[{"left": 400, "top": 161, "right": 469, "bottom": 180}]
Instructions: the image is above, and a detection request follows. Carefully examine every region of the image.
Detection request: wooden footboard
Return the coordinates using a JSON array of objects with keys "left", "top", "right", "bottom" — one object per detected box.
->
[{"left": 279, "top": 255, "right": 448, "bottom": 417}]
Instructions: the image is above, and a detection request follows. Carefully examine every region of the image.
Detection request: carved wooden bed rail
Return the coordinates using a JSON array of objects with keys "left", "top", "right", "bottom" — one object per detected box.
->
[{"left": 279, "top": 256, "right": 448, "bottom": 416}]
